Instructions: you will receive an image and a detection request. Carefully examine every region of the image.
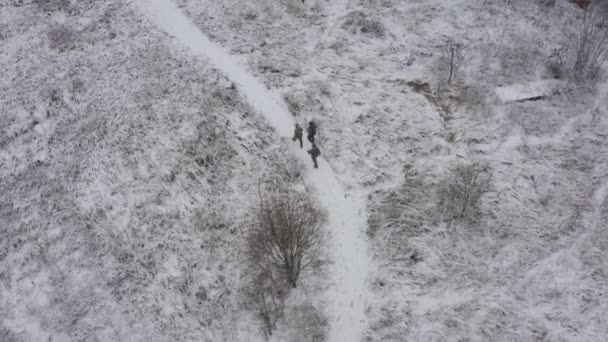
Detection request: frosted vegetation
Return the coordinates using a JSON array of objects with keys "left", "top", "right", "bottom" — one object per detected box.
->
[{"left": 1, "top": 0, "right": 608, "bottom": 341}]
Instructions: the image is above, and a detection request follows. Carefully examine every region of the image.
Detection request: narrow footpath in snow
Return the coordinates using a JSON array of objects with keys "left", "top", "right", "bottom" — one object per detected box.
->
[{"left": 135, "top": 1, "right": 371, "bottom": 341}]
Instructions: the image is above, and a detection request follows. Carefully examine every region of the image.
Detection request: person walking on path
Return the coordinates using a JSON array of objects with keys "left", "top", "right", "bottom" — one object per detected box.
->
[
  {"left": 292, "top": 123, "right": 303, "bottom": 148},
  {"left": 307, "top": 143, "right": 321, "bottom": 168},
  {"left": 307, "top": 121, "right": 317, "bottom": 144}
]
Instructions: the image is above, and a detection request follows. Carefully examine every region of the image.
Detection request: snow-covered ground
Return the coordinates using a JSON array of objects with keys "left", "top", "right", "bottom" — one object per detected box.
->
[
  {"left": 0, "top": 1, "right": 300, "bottom": 340},
  {"left": 2, "top": 0, "right": 608, "bottom": 341},
  {"left": 495, "top": 79, "right": 565, "bottom": 103},
  {"left": 135, "top": 2, "right": 372, "bottom": 341}
]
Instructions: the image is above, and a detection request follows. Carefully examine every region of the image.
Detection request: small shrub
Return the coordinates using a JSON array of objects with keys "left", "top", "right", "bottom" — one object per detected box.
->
[
  {"left": 286, "top": 304, "right": 328, "bottom": 342},
  {"left": 193, "top": 197, "right": 229, "bottom": 231},
  {"left": 35, "top": 0, "right": 70, "bottom": 12},
  {"left": 70, "top": 78, "right": 85, "bottom": 94},
  {"left": 341, "top": 11, "right": 386, "bottom": 38},
  {"left": 438, "top": 38, "right": 469, "bottom": 86},
  {"left": 438, "top": 161, "right": 491, "bottom": 219},
  {"left": 285, "top": 0, "right": 306, "bottom": 18},
  {"left": 406, "top": 80, "right": 451, "bottom": 115},
  {"left": 283, "top": 93, "right": 302, "bottom": 116},
  {"left": 571, "top": 5, "right": 608, "bottom": 81},
  {"left": 248, "top": 192, "right": 324, "bottom": 288},
  {"left": 0, "top": 326, "right": 19, "bottom": 342},
  {"left": 246, "top": 269, "right": 286, "bottom": 337},
  {"left": 546, "top": 61, "right": 565, "bottom": 79},
  {"left": 540, "top": 0, "right": 556, "bottom": 7},
  {"left": 406, "top": 80, "right": 431, "bottom": 94},
  {"left": 498, "top": 39, "right": 540, "bottom": 80},
  {"left": 243, "top": 9, "right": 258, "bottom": 20},
  {"left": 453, "top": 84, "right": 488, "bottom": 110},
  {"left": 48, "top": 25, "right": 75, "bottom": 52}
]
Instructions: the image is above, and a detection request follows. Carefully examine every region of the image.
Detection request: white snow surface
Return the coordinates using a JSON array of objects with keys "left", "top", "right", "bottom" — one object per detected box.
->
[
  {"left": 136, "top": 0, "right": 372, "bottom": 341},
  {"left": 495, "top": 79, "right": 565, "bottom": 103},
  {"left": 4, "top": 0, "right": 608, "bottom": 340}
]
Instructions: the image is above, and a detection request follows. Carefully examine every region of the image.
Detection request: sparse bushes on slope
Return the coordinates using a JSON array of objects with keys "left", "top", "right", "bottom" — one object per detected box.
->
[{"left": 438, "top": 161, "right": 491, "bottom": 220}]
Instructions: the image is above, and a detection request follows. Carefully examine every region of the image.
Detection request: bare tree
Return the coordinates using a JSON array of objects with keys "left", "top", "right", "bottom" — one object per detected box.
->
[
  {"left": 438, "top": 161, "right": 491, "bottom": 219},
  {"left": 247, "top": 269, "right": 285, "bottom": 337},
  {"left": 439, "top": 38, "right": 469, "bottom": 86},
  {"left": 248, "top": 192, "right": 324, "bottom": 288},
  {"left": 571, "top": 4, "right": 608, "bottom": 80}
]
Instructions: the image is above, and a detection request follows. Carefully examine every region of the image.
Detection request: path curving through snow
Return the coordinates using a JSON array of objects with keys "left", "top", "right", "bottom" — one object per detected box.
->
[{"left": 135, "top": 1, "right": 371, "bottom": 341}]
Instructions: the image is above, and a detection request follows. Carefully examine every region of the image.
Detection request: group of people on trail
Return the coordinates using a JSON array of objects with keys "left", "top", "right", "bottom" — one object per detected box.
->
[{"left": 292, "top": 121, "right": 321, "bottom": 168}]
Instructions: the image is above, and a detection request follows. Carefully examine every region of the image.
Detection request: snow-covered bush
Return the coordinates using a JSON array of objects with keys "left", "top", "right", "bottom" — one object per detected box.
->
[
  {"left": 283, "top": 93, "right": 304, "bottom": 116},
  {"left": 246, "top": 269, "right": 286, "bottom": 337},
  {"left": 438, "top": 161, "right": 491, "bottom": 220},
  {"left": 546, "top": 49, "right": 567, "bottom": 79},
  {"left": 438, "top": 38, "right": 469, "bottom": 86},
  {"left": 284, "top": 0, "right": 307, "bottom": 18},
  {"left": 245, "top": 192, "right": 326, "bottom": 335},
  {"left": 452, "top": 84, "right": 490, "bottom": 111},
  {"left": 282, "top": 81, "right": 330, "bottom": 118},
  {"left": 569, "top": 4, "right": 608, "bottom": 81},
  {"left": 341, "top": 11, "right": 386, "bottom": 38},
  {"left": 285, "top": 304, "right": 327, "bottom": 342},
  {"left": 539, "top": 0, "right": 556, "bottom": 7},
  {"left": 248, "top": 192, "right": 325, "bottom": 288},
  {"left": 242, "top": 9, "right": 258, "bottom": 21},
  {"left": 497, "top": 37, "right": 542, "bottom": 80},
  {"left": 367, "top": 166, "right": 433, "bottom": 239},
  {"left": 48, "top": 25, "right": 76, "bottom": 52},
  {"left": 35, "top": 0, "right": 70, "bottom": 12}
]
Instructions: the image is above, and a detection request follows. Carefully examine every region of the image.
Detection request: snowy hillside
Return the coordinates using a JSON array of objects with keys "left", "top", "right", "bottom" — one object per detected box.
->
[
  {"left": 2, "top": 0, "right": 607, "bottom": 341},
  {"left": 1, "top": 1, "right": 302, "bottom": 340}
]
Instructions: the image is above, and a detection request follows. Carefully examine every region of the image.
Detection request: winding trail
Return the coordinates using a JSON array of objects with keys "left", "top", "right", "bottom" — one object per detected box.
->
[{"left": 135, "top": 1, "right": 370, "bottom": 341}]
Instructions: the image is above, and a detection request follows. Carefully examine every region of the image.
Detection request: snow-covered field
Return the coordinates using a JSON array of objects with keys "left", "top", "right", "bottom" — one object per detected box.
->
[
  {"left": 1, "top": 1, "right": 301, "bottom": 340},
  {"left": 2, "top": 0, "right": 607, "bottom": 341},
  {"left": 134, "top": 2, "right": 371, "bottom": 341}
]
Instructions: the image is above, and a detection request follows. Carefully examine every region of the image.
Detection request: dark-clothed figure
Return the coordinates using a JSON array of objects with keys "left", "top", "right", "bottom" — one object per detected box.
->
[
  {"left": 307, "top": 121, "right": 317, "bottom": 144},
  {"left": 307, "top": 143, "right": 321, "bottom": 168},
  {"left": 292, "top": 123, "right": 303, "bottom": 148}
]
